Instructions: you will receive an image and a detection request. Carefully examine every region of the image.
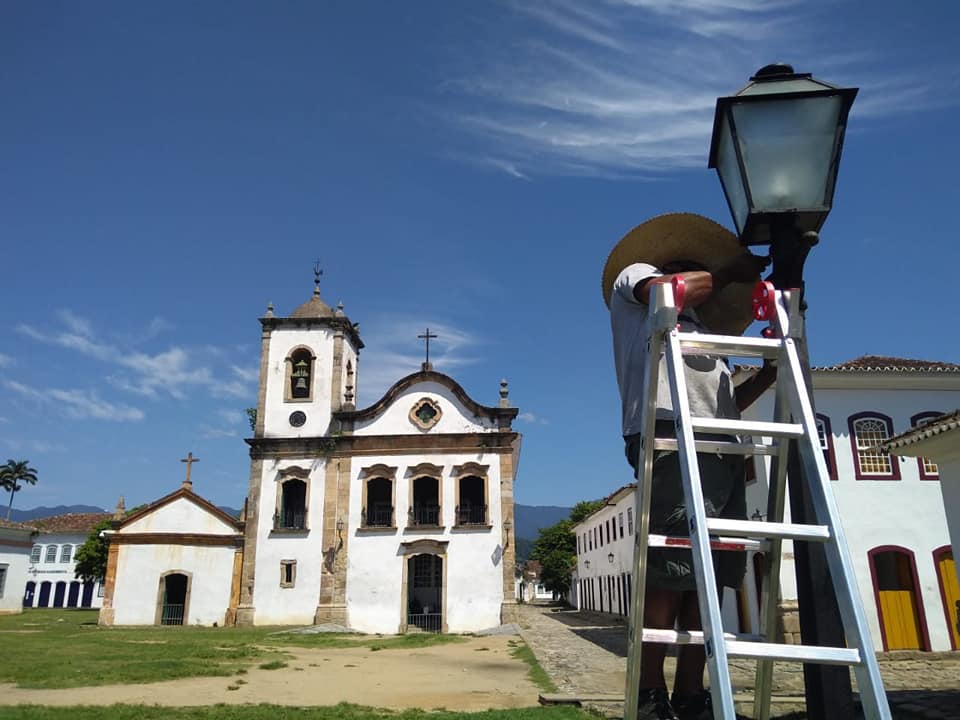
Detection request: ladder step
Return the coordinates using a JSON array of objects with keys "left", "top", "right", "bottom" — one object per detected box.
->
[
  {"left": 641, "top": 628, "right": 765, "bottom": 645},
  {"left": 649, "top": 533, "right": 768, "bottom": 553},
  {"left": 677, "top": 332, "right": 783, "bottom": 359},
  {"left": 653, "top": 438, "right": 780, "bottom": 456},
  {"left": 705, "top": 519, "right": 831, "bottom": 542},
  {"left": 689, "top": 417, "right": 804, "bottom": 438},
  {"left": 725, "top": 640, "right": 862, "bottom": 666}
]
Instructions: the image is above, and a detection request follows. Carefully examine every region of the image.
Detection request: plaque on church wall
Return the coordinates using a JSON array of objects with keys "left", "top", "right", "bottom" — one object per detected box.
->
[{"left": 289, "top": 410, "right": 307, "bottom": 427}]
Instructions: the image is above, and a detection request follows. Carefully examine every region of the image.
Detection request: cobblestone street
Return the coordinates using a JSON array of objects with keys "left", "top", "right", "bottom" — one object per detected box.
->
[{"left": 506, "top": 602, "right": 960, "bottom": 719}]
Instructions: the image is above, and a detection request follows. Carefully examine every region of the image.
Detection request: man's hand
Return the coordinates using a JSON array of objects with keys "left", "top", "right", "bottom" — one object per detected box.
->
[{"left": 713, "top": 251, "right": 770, "bottom": 288}]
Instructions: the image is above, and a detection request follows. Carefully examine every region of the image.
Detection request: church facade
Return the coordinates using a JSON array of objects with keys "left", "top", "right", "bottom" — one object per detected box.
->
[{"left": 101, "top": 281, "right": 520, "bottom": 632}]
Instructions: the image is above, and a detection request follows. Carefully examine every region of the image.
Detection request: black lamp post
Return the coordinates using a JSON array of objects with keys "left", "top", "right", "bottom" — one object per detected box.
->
[{"left": 709, "top": 65, "right": 860, "bottom": 720}]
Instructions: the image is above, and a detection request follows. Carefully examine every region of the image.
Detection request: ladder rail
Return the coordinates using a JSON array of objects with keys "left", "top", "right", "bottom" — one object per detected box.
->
[{"left": 664, "top": 325, "right": 738, "bottom": 720}]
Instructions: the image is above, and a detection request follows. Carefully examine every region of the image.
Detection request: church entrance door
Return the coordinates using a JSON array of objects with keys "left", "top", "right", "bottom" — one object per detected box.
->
[
  {"left": 159, "top": 573, "right": 189, "bottom": 626},
  {"left": 407, "top": 554, "right": 442, "bottom": 632}
]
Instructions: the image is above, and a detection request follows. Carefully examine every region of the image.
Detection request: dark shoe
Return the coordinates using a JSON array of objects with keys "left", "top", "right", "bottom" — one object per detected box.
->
[
  {"left": 672, "top": 690, "right": 713, "bottom": 720},
  {"left": 637, "top": 687, "right": 679, "bottom": 720}
]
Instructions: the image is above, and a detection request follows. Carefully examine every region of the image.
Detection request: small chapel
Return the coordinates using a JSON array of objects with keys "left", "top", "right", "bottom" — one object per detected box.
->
[{"left": 99, "top": 275, "right": 521, "bottom": 632}]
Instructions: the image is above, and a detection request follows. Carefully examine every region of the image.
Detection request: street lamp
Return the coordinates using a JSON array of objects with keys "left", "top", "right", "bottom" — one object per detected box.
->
[{"left": 708, "top": 63, "right": 858, "bottom": 248}]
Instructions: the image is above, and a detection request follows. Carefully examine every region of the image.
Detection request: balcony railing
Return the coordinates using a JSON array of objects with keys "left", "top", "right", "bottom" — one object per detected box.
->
[
  {"left": 274, "top": 508, "right": 307, "bottom": 530},
  {"left": 362, "top": 505, "right": 394, "bottom": 528},
  {"left": 455, "top": 504, "right": 487, "bottom": 526},
  {"left": 407, "top": 612, "right": 442, "bottom": 633},
  {"left": 409, "top": 504, "right": 441, "bottom": 526}
]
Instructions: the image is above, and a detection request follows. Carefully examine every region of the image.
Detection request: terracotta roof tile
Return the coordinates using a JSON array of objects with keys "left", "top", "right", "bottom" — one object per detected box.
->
[
  {"left": 0, "top": 518, "right": 33, "bottom": 530},
  {"left": 814, "top": 356, "right": 960, "bottom": 372},
  {"left": 27, "top": 512, "right": 113, "bottom": 534},
  {"left": 881, "top": 410, "right": 960, "bottom": 451}
]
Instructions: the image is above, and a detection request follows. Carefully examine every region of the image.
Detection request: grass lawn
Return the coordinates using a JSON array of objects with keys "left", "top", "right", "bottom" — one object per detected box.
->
[
  {"left": 0, "top": 610, "right": 465, "bottom": 689},
  {"left": 0, "top": 704, "right": 593, "bottom": 720}
]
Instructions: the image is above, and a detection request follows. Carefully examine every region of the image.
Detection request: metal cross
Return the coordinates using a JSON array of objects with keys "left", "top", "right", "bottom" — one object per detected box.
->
[
  {"left": 180, "top": 452, "right": 200, "bottom": 484},
  {"left": 313, "top": 259, "right": 323, "bottom": 291},
  {"left": 417, "top": 328, "right": 438, "bottom": 367}
]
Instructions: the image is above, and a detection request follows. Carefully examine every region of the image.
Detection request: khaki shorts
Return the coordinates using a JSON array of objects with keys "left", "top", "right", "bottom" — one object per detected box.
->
[{"left": 625, "top": 432, "right": 747, "bottom": 592}]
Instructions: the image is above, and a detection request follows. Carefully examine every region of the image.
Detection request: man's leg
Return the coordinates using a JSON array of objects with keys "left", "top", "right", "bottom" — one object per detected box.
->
[
  {"left": 673, "top": 590, "right": 706, "bottom": 697},
  {"left": 639, "top": 587, "right": 683, "bottom": 689}
]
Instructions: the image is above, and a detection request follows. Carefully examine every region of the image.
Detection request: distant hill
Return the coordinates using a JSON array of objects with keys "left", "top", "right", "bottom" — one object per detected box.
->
[
  {"left": 514, "top": 504, "right": 571, "bottom": 539},
  {"left": 218, "top": 506, "right": 242, "bottom": 518},
  {"left": 8, "top": 505, "right": 106, "bottom": 522}
]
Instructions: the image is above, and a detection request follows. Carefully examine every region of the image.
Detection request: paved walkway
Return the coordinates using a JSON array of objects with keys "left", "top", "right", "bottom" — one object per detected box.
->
[{"left": 506, "top": 602, "right": 960, "bottom": 719}]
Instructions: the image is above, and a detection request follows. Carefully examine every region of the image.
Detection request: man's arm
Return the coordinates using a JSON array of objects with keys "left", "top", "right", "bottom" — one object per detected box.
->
[
  {"left": 633, "top": 252, "right": 770, "bottom": 306},
  {"left": 735, "top": 362, "right": 777, "bottom": 411}
]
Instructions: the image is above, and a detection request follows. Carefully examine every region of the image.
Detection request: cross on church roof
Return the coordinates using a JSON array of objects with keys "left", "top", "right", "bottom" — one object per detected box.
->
[
  {"left": 418, "top": 328, "right": 437, "bottom": 371},
  {"left": 180, "top": 452, "right": 199, "bottom": 490},
  {"left": 313, "top": 259, "right": 323, "bottom": 297}
]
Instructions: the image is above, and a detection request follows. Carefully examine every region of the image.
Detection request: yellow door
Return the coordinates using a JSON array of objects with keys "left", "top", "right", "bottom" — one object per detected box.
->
[
  {"left": 874, "top": 550, "right": 924, "bottom": 651},
  {"left": 936, "top": 550, "right": 960, "bottom": 650}
]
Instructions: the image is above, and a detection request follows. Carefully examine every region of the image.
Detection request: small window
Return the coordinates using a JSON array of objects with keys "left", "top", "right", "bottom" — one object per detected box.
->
[
  {"left": 45, "top": 545, "right": 58, "bottom": 563},
  {"left": 280, "top": 560, "right": 297, "bottom": 588},
  {"left": 606, "top": 520, "right": 611, "bottom": 544},
  {"left": 30, "top": 545, "right": 41, "bottom": 563},
  {"left": 911, "top": 412, "right": 943, "bottom": 480},
  {"left": 619, "top": 512, "right": 624, "bottom": 539},
  {"left": 848, "top": 413, "right": 900, "bottom": 480},
  {"left": 577, "top": 535, "right": 581, "bottom": 554},
  {"left": 816, "top": 414, "right": 838, "bottom": 481},
  {"left": 588, "top": 532, "right": 592, "bottom": 551},
  {"left": 627, "top": 508, "right": 634, "bottom": 536},
  {"left": 60, "top": 545, "right": 72, "bottom": 564},
  {"left": 598, "top": 526, "right": 603, "bottom": 548},
  {"left": 0, "top": 564, "right": 7, "bottom": 598}
]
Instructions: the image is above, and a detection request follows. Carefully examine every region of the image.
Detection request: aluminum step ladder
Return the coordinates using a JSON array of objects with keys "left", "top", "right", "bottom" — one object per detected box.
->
[{"left": 623, "top": 279, "right": 891, "bottom": 720}]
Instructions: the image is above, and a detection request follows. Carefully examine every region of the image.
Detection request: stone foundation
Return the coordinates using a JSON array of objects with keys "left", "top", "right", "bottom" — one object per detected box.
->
[
  {"left": 234, "top": 606, "right": 256, "bottom": 626},
  {"left": 777, "top": 600, "right": 802, "bottom": 644},
  {"left": 314, "top": 604, "right": 348, "bottom": 626}
]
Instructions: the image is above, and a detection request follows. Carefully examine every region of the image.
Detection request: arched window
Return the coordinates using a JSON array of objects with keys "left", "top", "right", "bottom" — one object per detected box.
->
[
  {"left": 60, "top": 545, "right": 72, "bottom": 563},
  {"left": 276, "top": 478, "right": 307, "bottom": 530},
  {"left": 848, "top": 412, "right": 900, "bottom": 480},
  {"left": 30, "top": 545, "right": 41, "bottom": 563},
  {"left": 285, "top": 347, "right": 315, "bottom": 401},
  {"left": 44, "top": 545, "right": 58, "bottom": 563},
  {"left": 868, "top": 546, "right": 929, "bottom": 651},
  {"left": 815, "top": 413, "right": 838, "bottom": 480},
  {"left": 933, "top": 546, "right": 959, "bottom": 650},
  {"left": 911, "top": 412, "right": 943, "bottom": 480}
]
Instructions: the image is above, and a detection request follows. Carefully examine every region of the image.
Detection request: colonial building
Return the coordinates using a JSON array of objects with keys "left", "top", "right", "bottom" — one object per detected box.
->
[
  {"left": 0, "top": 518, "right": 34, "bottom": 615},
  {"left": 102, "top": 279, "right": 520, "bottom": 632},
  {"left": 573, "top": 357, "right": 960, "bottom": 653}
]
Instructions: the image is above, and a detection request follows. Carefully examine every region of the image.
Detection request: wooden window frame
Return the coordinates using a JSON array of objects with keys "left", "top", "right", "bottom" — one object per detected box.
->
[
  {"left": 848, "top": 412, "right": 900, "bottom": 480},
  {"left": 453, "top": 462, "right": 490, "bottom": 528},
  {"left": 815, "top": 413, "right": 838, "bottom": 481},
  {"left": 284, "top": 346, "right": 316, "bottom": 403},
  {"left": 280, "top": 559, "right": 297, "bottom": 588},
  {"left": 867, "top": 545, "right": 930, "bottom": 651},
  {"left": 911, "top": 412, "right": 943, "bottom": 480},
  {"left": 360, "top": 464, "right": 398, "bottom": 530}
]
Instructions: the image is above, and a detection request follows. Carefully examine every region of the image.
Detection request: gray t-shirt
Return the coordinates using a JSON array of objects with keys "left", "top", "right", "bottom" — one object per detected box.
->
[{"left": 611, "top": 262, "right": 740, "bottom": 436}]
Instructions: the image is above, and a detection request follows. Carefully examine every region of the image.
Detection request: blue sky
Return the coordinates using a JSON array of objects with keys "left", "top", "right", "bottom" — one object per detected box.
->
[{"left": 2, "top": 1, "right": 959, "bottom": 513}]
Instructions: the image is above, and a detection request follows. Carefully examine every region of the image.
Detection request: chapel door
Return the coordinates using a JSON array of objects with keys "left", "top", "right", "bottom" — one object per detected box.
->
[
  {"left": 873, "top": 549, "right": 924, "bottom": 650},
  {"left": 407, "top": 554, "right": 442, "bottom": 632},
  {"left": 935, "top": 548, "right": 960, "bottom": 650},
  {"left": 160, "top": 573, "right": 188, "bottom": 626}
]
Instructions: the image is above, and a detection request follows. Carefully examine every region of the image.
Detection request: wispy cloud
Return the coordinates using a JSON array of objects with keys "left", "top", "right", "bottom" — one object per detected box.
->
[
  {"left": 518, "top": 411, "right": 550, "bottom": 425},
  {"left": 17, "top": 312, "right": 256, "bottom": 402},
  {"left": 445, "top": 0, "right": 949, "bottom": 178},
  {"left": 0, "top": 353, "right": 13, "bottom": 368},
  {"left": 200, "top": 427, "right": 240, "bottom": 439},
  {"left": 4, "top": 380, "right": 144, "bottom": 422}
]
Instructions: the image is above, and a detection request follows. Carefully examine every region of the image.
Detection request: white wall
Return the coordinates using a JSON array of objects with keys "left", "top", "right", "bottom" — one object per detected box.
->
[
  {"left": 345, "top": 450, "right": 505, "bottom": 633},
  {"left": 0, "top": 532, "right": 32, "bottom": 614},
  {"left": 251, "top": 458, "right": 328, "bottom": 625},
  {"left": 262, "top": 327, "right": 337, "bottom": 438},
  {"left": 111, "top": 543, "right": 236, "bottom": 625},
  {"left": 352, "top": 381, "right": 500, "bottom": 436},
  {"left": 26, "top": 532, "right": 103, "bottom": 609},
  {"left": 743, "top": 378, "right": 959, "bottom": 651}
]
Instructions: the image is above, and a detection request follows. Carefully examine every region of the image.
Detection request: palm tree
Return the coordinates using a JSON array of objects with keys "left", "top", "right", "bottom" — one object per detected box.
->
[{"left": 1, "top": 459, "right": 38, "bottom": 520}]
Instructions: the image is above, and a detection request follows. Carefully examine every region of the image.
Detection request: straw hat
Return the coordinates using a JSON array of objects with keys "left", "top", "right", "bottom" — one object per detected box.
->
[{"left": 601, "top": 212, "right": 756, "bottom": 336}]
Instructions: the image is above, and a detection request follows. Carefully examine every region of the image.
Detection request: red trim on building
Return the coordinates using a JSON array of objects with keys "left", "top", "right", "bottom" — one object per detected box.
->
[
  {"left": 816, "top": 413, "right": 838, "bottom": 481},
  {"left": 932, "top": 545, "right": 957, "bottom": 651},
  {"left": 848, "top": 412, "right": 901, "bottom": 481},
  {"left": 911, "top": 412, "right": 944, "bottom": 481}
]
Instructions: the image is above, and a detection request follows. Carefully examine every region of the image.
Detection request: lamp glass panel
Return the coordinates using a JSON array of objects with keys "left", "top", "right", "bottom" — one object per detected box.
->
[
  {"left": 715, "top": 112, "right": 749, "bottom": 233},
  {"left": 731, "top": 95, "right": 843, "bottom": 212}
]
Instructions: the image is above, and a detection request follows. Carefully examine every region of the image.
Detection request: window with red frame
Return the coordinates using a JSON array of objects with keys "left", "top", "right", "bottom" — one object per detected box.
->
[
  {"left": 816, "top": 413, "right": 838, "bottom": 480},
  {"left": 848, "top": 412, "right": 900, "bottom": 480},
  {"left": 911, "top": 412, "right": 943, "bottom": 480}
]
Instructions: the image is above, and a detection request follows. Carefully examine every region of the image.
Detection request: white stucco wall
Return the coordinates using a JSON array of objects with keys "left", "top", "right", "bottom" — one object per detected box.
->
[
  {"left": 262, "top": 327, "right": 337, "bottom": 438},
  {"left": 345, "top": 450, "right": 505, "bottom": 633},
  {"left": 110, "top": 543, "right": 237, "bottom": 625},
  {"left": 352, "top": 381, "right": 499, "bottom": 436},
  {"left": 26, "top": 531, "right": 104, "bottom": 609},
  {"left": 0, "top": 533, "right": 32, "bottom": 614},
  {"left": 250, "top": 458, "right": 329, "bottom": 625},
  {"left": 125, "top": 500, "right": 238, "bottom": 535},
  {"left": 743, "top": 376, "right": 959, "bottom": 651}
]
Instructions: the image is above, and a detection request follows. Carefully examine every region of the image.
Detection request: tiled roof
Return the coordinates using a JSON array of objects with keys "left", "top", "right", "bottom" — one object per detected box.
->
[
  {"left": 0, "top": 517, "right": 34, "bottom": 531},
  {"left": 881, "top": 410, "right": 960, "bottom": 451},
  {"left": 814, "top": 356, "right": 960, "bottom": 373},
  {"left": 26, "top": 512, "right": 112, "bottom": 534}
]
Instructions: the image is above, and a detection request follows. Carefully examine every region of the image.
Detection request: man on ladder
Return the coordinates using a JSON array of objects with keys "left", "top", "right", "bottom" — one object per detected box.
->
[{"left": 604, "top": 213, "right": 775, "bottom": 719}]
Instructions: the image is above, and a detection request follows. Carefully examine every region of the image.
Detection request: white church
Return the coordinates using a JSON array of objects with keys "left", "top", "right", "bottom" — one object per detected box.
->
[{"left": 99, "top": 279, "right": 520, "bottom": 632}]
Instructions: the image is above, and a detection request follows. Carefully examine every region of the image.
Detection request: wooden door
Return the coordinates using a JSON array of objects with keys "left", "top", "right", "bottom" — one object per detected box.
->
[
  {"left": 935, "top": 549, "right": 959, "bottom": 650},
  {"left": 874, "top": 549, "right": 924, "bottom": 650}
]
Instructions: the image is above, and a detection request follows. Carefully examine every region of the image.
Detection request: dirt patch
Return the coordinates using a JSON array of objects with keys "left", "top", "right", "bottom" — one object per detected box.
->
[{"left": 0, "top": 635, "right": 540, "bottom": 710}]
